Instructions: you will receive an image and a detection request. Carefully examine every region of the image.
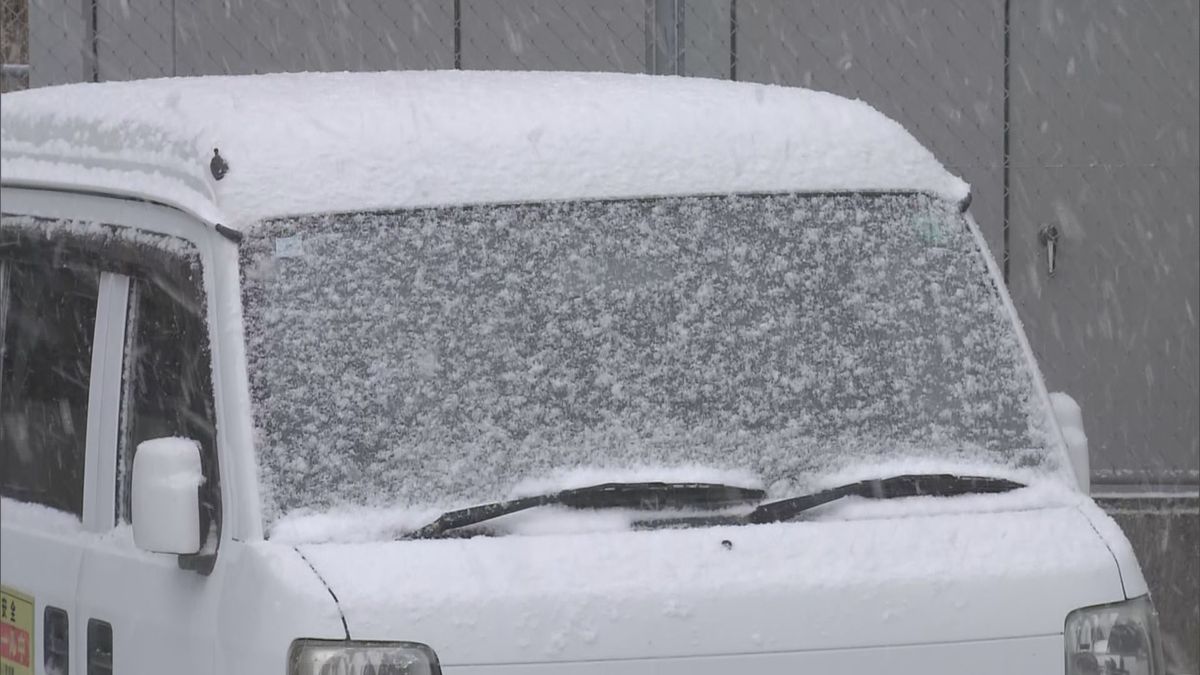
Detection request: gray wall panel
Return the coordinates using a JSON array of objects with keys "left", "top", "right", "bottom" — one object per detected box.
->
[
  {"left": 683, "top": 0, "right": 732, "bottom": 79},
  {"left": 1009, "top": 0, "right": 1199, "bottom": 168},
  {"left": 734, "top": 0, "right": 1007, "bottom": 260},
  {"left": 1009, "top": 0, "right": 1199, "bottom": 479},
  {"left": 28, "top": 0, "right": 87, "bottom": 86},
  {"left": 1009, "top": 165, "right": 1199, "bottom": 478},
  {"left": 461, "top": 0, "right": 644, "bottom": 72},
  {"left": 96, "top": 0, "right": 172, "bottom": 80},
  {"left": 174, "top": 0, "right": 452, "bottom": 76}
]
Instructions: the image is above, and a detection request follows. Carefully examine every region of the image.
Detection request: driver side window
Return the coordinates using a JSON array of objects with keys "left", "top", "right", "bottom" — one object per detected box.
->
[
  {"left": 0, "top": 231, "right": 100, "bottom": 517},
  {"left": 116, "top": 244, "right": 221, "bottom": 564}
]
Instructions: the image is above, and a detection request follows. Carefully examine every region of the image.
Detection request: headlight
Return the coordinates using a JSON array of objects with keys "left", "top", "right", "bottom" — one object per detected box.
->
[
  {"left": 288, "top": 639, "right": 441, "bottom": 675},
  {"left": 1065, "top": 595, "right": 1164, "bottom": 675}
]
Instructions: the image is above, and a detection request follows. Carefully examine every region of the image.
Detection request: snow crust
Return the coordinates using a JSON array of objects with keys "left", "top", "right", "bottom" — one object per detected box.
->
[
  {"left": 0, "top": 497, "right": 85, "bottom": 535},
  {"left": 131, "top": 437, "right": 205, "bottom": 489},
  {"left": 129, "top": 437, "right": 205, "bottom": 552},
  {"left": 1, "top": 70, "right": 969, "bottom": 228},
  {"left": 298, "top": 502, "right": 1122, "bottom": 661},
  {"left": 1049, "top": 391, "right": 1090, "bottom": 491},
  {"left": 1, "top": 214, "right": 197, "bottom": 257},
  {"left": 509, "top": 465, "right": 765, "bottom": 497},
  {"left": 245, "top": 193, "right": 1057, "bottom": 526},
  {"left": 270, "top": 463, "right": 1069, "bottom": 545},
  {"left": 0, "top": 497, "right": 149, "bottom": 555}
]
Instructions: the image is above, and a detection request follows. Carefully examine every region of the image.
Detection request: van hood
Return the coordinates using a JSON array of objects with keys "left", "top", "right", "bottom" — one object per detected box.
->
[{"left": 298, "top": 502, "right": 1127, "bottom": 667}]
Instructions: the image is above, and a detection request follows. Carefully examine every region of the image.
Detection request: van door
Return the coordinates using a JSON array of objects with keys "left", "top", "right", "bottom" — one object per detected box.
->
[
  {"left": 73, "top": 228, "right": 223, "bottom": 675},
  {"left": 1, "top": 224, "right": 106, "bottom": 675}
]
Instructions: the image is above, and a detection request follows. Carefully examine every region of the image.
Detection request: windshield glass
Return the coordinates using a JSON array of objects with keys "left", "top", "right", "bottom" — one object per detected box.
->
[{"left": 241, "top": 193, "right": 1056, "bottom": 526}]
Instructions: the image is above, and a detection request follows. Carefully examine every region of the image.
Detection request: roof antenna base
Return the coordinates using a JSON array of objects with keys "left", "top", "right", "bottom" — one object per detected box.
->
[{"left": 210, "top": 148, "right": 229, "bottom": 181}]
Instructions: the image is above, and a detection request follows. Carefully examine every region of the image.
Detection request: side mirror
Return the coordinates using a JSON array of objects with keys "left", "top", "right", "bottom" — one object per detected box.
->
[
  {"left": 1049, "top": 392, "right": 1090, "bottom": 494},
  {"left": 132, "top": 437, "right": 204, "bottom": 554}
]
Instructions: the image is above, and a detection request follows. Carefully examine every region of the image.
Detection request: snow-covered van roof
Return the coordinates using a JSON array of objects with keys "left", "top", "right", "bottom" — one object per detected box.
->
[{"left": 0, "top": 70, "right": 969, "bottom": 229}]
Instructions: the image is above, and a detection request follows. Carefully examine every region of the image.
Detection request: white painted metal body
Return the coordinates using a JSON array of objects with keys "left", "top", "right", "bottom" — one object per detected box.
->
[
  {"left": 0, "top": 72, "right": 1148, "bottom": 674},
  {"left": 0, "top": 178, "right": 1145, "bottom": 675}
]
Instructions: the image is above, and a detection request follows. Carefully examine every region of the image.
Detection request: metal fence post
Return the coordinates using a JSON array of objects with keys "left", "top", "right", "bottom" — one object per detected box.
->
[
  {"left": 645, "top": 0, "right": 683, "bottom": 75},
  {"left": 81, "top": 0, "right": 96, "bottom": 81}
]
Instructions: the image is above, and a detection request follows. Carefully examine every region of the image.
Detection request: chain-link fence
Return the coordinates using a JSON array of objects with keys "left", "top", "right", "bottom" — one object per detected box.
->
[
  {"left": 2, "top": 0, "right": 1199, "bottom": 669},
  {"left": 0, "top": 0, "right": 27, "bottom": 91}
]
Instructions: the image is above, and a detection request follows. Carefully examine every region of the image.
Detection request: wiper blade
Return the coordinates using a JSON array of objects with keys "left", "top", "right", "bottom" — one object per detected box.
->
[
  {"left": 746, "top": 473, "right": 1024, "bottom": 525},
  {"left": 406, "top": 482, "right": 766, "bottom": 539}
]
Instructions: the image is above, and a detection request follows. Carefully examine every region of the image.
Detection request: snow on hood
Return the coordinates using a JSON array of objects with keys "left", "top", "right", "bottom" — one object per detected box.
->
[
  {"left": 0, "top": 70, "right": 969, "bottom": 228},
  {"left": 298, "top": 500, "right": 1124, "bottom": 666}
]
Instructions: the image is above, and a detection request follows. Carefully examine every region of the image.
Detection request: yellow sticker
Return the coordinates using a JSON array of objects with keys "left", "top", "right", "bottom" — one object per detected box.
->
[{"left": 0, "top": 585, "right": 34, "bottom": 675}]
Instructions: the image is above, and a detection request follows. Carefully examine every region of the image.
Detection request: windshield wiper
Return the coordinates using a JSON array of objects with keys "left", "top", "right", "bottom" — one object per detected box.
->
[
  {"left": 745, "top": 473, "right": 1024, "bottom": 525},
  {"left": 405, "top": 482, "right": 766, "bottom": 539}
]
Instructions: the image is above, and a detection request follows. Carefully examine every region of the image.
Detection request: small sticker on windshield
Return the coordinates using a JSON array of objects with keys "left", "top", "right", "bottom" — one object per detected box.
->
[
  {"left": 913, "top": 214, "right": 946, "bottom": 245},
  {"left": 275, "top": 235, "right": 305, "bottom": 258}
]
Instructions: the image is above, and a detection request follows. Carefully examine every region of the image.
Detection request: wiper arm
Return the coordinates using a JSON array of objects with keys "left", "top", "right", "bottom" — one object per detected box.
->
[
  {"left": 406, "top": 482, "right": 766, "bottom": 539},
  {"left": 746, "top": 473, "right": 1024, "bottom": 525}
]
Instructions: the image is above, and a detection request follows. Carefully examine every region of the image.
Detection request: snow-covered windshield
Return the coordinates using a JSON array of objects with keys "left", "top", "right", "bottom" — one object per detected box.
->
[{"left": 241, "top": 193, "right": 1054, "bottom": 526}]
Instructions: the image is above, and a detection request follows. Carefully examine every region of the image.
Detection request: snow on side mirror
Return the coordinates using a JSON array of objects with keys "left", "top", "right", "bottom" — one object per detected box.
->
[
  {"left": 1049, "top": 393, "right": 1090, "bottom": 494},
  {"left": 132, "top": 437, "right": 205, "bottom": 555}
]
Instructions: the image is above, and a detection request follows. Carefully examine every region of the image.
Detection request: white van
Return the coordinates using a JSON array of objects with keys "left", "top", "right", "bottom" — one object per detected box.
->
[{"left": 0, "top": 71, "right": 1163, "bottom": 674}]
